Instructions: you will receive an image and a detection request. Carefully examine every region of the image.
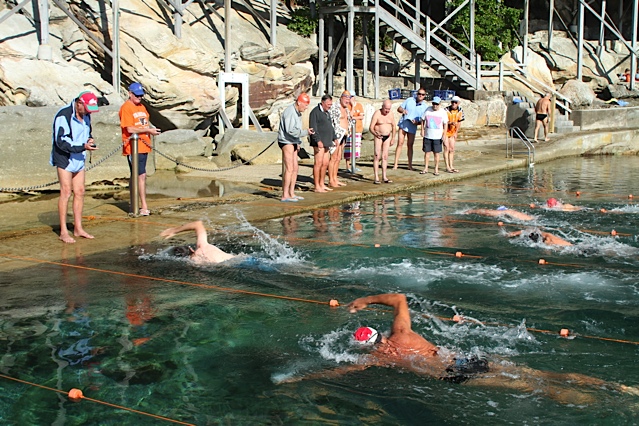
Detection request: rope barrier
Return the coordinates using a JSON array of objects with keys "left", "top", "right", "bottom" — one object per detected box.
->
[{"left": 0, "top": 373, "right": 194, "bottom": 425}]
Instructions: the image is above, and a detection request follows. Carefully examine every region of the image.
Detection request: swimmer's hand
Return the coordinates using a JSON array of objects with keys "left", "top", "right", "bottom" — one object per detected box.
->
[
  {"left": 347, "top": 297, "right": 369, "bottom": 313},
  {"left": 160, "top": 228, "right": 178, "bottom": 239}
]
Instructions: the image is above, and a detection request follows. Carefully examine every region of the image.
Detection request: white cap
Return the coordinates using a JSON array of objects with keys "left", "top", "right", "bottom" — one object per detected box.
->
[{"left": 451, "top": 96, "right": 461, "bottom": 102}]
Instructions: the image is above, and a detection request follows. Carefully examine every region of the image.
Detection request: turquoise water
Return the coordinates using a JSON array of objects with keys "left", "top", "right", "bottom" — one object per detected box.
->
[{"left": 1, "top": 156, "right": 639, "bottom": 424}]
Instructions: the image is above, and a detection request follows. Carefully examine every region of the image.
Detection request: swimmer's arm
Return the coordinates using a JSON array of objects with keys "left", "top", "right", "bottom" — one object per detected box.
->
[
  {"left": 349, "top": 293, "right": 412, "bottom": 335},
  {"left": 506, "top": 230, "right": 523, "bottom": 238},
  {"left": 276, "top": 364, "right": 372, "bottom": 384},
  {"left": 465, "top": 209, "right": 496, "bottom": 217},
  {"left": 160, "top": 221, "right": 209, "bottom": 247}
]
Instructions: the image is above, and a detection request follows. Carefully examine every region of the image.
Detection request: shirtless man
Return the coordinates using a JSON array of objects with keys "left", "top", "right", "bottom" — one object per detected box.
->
[
  {"left": 507, "top": 228, "right": 572, "bottom": 246},
  {"left": 534, "top": 93, "right": 551, "bottom": 142},
  {"left": 369, "top": 99, "right": 396, "bottom": 184},
  {"left": 546, "top": 197, "right": 583, "bottom": 211},
  {"left": 466, "top": 206, "right": 534, "bottom": 221},
  {"left": 160, "top": 221, "right": 235, "bottom": 264},
  {"left": 280, "top": 293, "right": 639, "bottom": 404}
]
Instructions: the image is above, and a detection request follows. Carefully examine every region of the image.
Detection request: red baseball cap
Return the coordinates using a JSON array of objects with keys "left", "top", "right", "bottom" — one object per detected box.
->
[{"left": 78, "top": 91, "right": 99, "bottom": 113}]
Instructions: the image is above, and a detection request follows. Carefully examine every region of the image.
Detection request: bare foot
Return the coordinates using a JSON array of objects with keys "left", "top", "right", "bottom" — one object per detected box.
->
[
  {"left": 59, "top": 233, "right": 76, "bottom": 244},
  {"left": 314, "top": 187, "right": 329, "bottom": 193},
  {"left": 74, "top": 230, "right": 95, "bottom": 239},
  {"left": 337, "top": 181, "right": 347, "bottom": 187},
  {"left": 392, "top": 165, "right": 398, "bottom": 170},
  {"left": 408, "top": 166, "right": 414, "bottom": 171},
  {"left": 544, "top": 138, "right": 550, "bottom": 141}
]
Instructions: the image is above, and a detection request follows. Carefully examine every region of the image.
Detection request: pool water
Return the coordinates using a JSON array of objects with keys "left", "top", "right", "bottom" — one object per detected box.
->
[{"left": 1, "top": 156, "right": 639, "bottom": 424}]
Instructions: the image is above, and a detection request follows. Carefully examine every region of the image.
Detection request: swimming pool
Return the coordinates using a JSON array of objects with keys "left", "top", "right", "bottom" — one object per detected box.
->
[{"left": 1, "top": 155, "right": 638, "bottom": 424}]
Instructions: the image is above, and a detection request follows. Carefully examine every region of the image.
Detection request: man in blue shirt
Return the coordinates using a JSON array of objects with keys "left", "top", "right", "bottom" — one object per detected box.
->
[
  {"left": 50, "top": 91, "right": 99, "bottom": 243},
  {"left": 393, "top": 89, "right": 428, "bottom": 171}
]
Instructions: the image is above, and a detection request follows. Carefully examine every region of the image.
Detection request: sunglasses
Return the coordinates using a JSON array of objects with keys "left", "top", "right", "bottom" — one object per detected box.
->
[{"left": 417, "top": 92, "right": 426, "bottom": 96}]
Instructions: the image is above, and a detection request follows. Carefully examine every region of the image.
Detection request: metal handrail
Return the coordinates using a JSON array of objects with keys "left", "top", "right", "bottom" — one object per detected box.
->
[{"left": 507, "top": 127, "right": 535, "bottom": 166}]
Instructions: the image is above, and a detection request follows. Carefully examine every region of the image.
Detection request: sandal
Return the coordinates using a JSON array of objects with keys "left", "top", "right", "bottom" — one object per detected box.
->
[
  {"left": 373, "top": 180, "right": 381, "bottom": 184},
  {"left": 419, "top": 170, "right": 428, "bottom": 175},
  {"left": 384, "top": 179, "right": 393, "bottom": 183},
  {"left": 139, "top": 209, "right": 151, "bottom": 216},
  {"left": 433, "top": 172, "right": 440, "bottom": 176}
]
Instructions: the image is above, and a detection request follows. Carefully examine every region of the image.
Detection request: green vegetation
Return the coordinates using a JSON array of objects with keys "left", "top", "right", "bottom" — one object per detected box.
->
[
  {"left": 448, "top": 0, "right": 522, "bottom": 62},
  {"left": 287, "top": 7, "right": 317, "bottom": 38}
]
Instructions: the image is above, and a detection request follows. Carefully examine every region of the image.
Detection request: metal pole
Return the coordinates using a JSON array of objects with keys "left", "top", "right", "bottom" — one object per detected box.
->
[
  {"left": 350, "top": 120, "right": 357, "bottom": 173},
  {"left": 174, "top": 8, "right": 182, "bottom": 38},
  {"left": 598, "top": 0, "right": 606, "bottom": 56},
  {"left": 36, "top": 0, "right": 52, "bottom": 60},
  {"left": 425, "top": 15, "right": 431, "bottom": 61},
  {"left": 347, "top": 5, "right": 355, "bottom": 91},
  {"left": 577, "top": 0, "right": 584, "bottom": 81},
  {"left": 415, "top": 56, "right": 420, "bottom": 89},
  {"left": 498, "top": 61, "right": 503, "bottom": 91},
  {"left": 363, "top": 17, "right": 368, "bottom": 97},
  {"left": 270, "top": 0, "right": 277, "bottom": 46},
  {"left": 631, "top": 0, "right": 638, "bottom": 91},
  {"left": 328, "top": 16, "right": 334, "bottom": 94},
  {"left": 224, "top": 0, "right": 231, "bottom": 72},
  {"left": 112, "top": 0, "right": 120, "bottom": 95},
  {"left": 374, "top": 3, "right": 379, "bottom": 99},
  {"left": 130, "top": 134, "right": 139, "bottom": 215},
  {"left": 318, "top": 14, "right": 325, "bottom": 96},
  {"left": 619, "top": 0, "right": 624, "bottom": 35},
  {"left": 475, "top": 53, "right": 481, "bottom": 90},
  {"left": 548, "top": 0, "right": 554, "bottom": 51},
  {"left": 522, "top": 0, "right": 529, "bottom": 66},
  {"left": 469, "top": 0, "right": 475, "bottom": 56}
]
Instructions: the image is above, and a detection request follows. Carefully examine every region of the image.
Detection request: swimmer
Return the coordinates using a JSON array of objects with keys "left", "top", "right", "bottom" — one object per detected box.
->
[
  {"left": 465, "top": 206, "right": 534, "bottom": 221},
  {"left": 279, "top": 293, "right": 639, "bottom": 404},
  {"left": 546, "top": 198, "right": 583, "bottom": 211},
  {"left": 160, "top": 220, "right": 236, "bottom": 264},
  {"left": 507, "top": 228, "right": 572, "bottom": 246}
]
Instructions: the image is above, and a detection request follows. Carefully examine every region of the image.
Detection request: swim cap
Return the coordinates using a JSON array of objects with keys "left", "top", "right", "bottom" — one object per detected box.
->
[
  {"left": 354, "top": 327, "right": 380, "bottom": 344},
  {"left": 297, "top": 93, "right": 310, "bottom": 104},
  {"left": 546, "top": 198, "right": 558, "bottom": 208},
  {"left": 496, "top": 206, "right": 508, "bottom": 211}
]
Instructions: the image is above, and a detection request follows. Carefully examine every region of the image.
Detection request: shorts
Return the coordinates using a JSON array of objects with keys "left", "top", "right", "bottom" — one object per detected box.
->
[
  {"left": 127, "top": 153, "right": 148, "bottom": 175},
  {"left": 398, "top": 119, "right": 418, "bottom": 134},
  {"left": 423, "top": 138, "right": 443, "bottom": 153},
  {"left": 278, "top": 142, "right": 299, "bottom": 151},
  {"left": 339, "top": 135, "right": 347, "bottom": 146},
  {"left": 536, "top": 114, "right": 548, "bottom": 121},
  {"left": 60, "top": 157, "right": 86, "bottom": 174},
  {"left": 440, "top": 356, "right": 490, "bottom": 384}
]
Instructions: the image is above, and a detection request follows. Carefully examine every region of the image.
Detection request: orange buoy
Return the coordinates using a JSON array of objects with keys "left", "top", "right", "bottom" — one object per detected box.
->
[
  {"left": 497, "top": 221, "right": 504, "bottom": 226},
  {"left": 538, "top": 259, "right": 546, "bottom": 265},
  {"left": 329, "top": 299, "right": 339, "bottom": 307},
  {"left": 455, "top": 251, "right": 463, "bottom": 258},
  {"left": 529, "top": 203, "right": 536, "bottom": 208},
  {"left": 374, "top": 243, "right": 381, "bottom": 248},
  {"left": 600, "top": 208, "right": 607, "bottom": 213},
  {"left": 576, "top": 191, "right": 581, "bottom": 196},
  {"left": 559, "top": 329, "right": 570, "bottom": 337},
  {"left": 611, "top": 230, "right": 617, "bottom": 236},
  {"left": 453, "top": 314, "right": 463, "bottom": 322},
  {"left": 68, "top": 388, "right": 84, "bottom": 400}
]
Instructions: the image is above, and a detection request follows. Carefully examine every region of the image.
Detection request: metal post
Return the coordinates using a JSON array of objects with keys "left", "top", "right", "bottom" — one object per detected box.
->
[
  {"left": 350, "top": 120, "right": 357, "bottom": 173},
  {"left": 597, "top": 0, "right": 606, "bottom": 57},
  {"left": 374, "top": 3, "right": 379, "bottom": 99},
  {"left": 414, "top": 0, "right": 420, "bottom": 32},
  {"left": 224, "top": 0, "right": 231, "bottom": 72},
  {"left": 328, "top": 16, "right": 334, "bottom": 94},
  {"left": 522, "top": 0, "right": 529, "bottom": 66},
  {"left": 270, "top": 0, "right": 277, "bottom": 46},
  {"left": 130, "top": 134, "right": 139, "bottom": 215},
  {"left": 577, "top": 0, "right": 584, "bottom": 81},
  {"left": 469, "top": 0, "right": 475, "bottom": 57},
  {"left": 318, "top": 14, "right": 325, "bottom": 96},
  {"left": 631, "top": 0, "right": 638, "bottom": 91},
  {"left": 36, "top": 0, "right": 52, "bottom": 60},
  {"left": 498, "top": 61, "right": 503, "bottom": 91},
  {"left": 415, "top": 56, "right": 420, "bottom": 89},
  {"left": 425, "top": 15, "right": 431, "bottom": 61},
  {"left": 174, "top": 9, "right": 182, "bottom": 38},
  {"left": 548, "top": 0, "right": 554, "bottom": 51},
  {"left": 112, "top": 0, "right": 120, "bottom": 95},
  {"left": 619, "top": 0, "right": 624, "bottom": 34},
  {"left": 475, "top": 53, "right": 481, "bottom": 90},
  {"left": 363, "top": 17, "right": 368, "bottom": 97},
  {"left": 347, "top": 5, "right": 355, "bottom": 92}
]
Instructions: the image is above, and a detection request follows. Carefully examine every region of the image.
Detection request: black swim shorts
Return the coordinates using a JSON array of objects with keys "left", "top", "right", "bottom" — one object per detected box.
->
[
  {"left": 423, "top": 137, "right": 443, "bottom": 153},
  {"left": 536, "top": 114, "right": 548, "bottom": 121},
  {"left": 278, "top": 142, "right": 299, "bottom": 151},
  {"left": 440, "top": 356, "right": 490, "bottom": 384}
]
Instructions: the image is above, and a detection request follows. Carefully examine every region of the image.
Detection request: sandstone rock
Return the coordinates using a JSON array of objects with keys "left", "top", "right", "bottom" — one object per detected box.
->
[
  {"left": 214, "top": 129, "right": 279, "bottom": 166},
  {"left": 602, "top": 83, "right": 639, "bottom": 100},
  {"left": 559, "top": 80, "right": 596, "bottom": 107},
  {"left": 154, "top": 129, "right": 208, "bottom": 170}
]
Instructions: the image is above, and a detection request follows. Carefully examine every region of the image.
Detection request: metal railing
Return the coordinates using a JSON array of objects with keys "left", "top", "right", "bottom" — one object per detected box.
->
[{"left": 507, "top": 127, "right": 535, "bottom": 166}]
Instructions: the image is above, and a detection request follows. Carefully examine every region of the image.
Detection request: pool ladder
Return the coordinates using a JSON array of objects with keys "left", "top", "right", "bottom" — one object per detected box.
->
[{"left": 506, "top": 126, "right": 535, "bottom": 167}]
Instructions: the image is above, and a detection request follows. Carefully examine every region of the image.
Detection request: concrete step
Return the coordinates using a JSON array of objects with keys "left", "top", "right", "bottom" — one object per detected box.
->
[
  {"left": 554, "top": 119, "right": 575, "bottom": 128},
  {"left": 554, "top": 126, "right": 580, "bottom": 134}
]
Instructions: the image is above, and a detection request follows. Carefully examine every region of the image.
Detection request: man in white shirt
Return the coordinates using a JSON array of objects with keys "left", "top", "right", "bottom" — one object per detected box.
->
[{"left": 419, "top": 96, "right": 448, "bottom": 176}]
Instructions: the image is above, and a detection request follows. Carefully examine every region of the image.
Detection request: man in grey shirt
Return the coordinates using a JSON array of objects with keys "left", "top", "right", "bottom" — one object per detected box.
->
[{"left": 278, "top": 93, "right": 314, "bottom": 202}]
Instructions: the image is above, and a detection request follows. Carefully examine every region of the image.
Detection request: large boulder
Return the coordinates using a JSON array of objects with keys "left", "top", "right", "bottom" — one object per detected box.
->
[
  {"left": 213, "top": 129, "right": 280, "bottom": 166},
  {"left": 153, "top": 129, "right": 208, "bottom": 170},
  {"left": 559, "top": 80, "right": 596, "bottom": 107}
]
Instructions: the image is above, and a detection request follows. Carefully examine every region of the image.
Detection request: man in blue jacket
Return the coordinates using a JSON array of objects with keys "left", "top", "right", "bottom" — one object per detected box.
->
[{"left": 50, "top": 91, "right": 99, "bottom": 243}]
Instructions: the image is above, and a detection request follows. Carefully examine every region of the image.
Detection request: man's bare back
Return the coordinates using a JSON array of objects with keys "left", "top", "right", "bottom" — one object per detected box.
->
[
  {"left": 535, "top": 95, "right": 551, "bottom": 114},
  {"left": 160, "top": 220, "right": 235, "bottom": 264},
  {"left": 466, "top": 208, "right": 534, "bottom": 221}
]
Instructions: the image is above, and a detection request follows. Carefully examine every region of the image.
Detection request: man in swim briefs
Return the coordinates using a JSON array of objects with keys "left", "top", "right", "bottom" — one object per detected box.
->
[
  {"left": 280, "top": 293, "right": 639, "bottom": 404},
  {"left": 534, "top": 93, "right": 551, "bottom": 142},
  {"left": 369, "top": 99, "right": 396, "bottom": 184},
  {"left": 546, "top": 197, "right": 583, "bottom": 211},
  {"left": 507, "top": 228, "right": 572, "bottom": 246},
  {"left": 160, "top": 220, "right": 235, "bottom": 264},
  {"left": 466, "top": 206, "right": 534, "bottom": 221}
]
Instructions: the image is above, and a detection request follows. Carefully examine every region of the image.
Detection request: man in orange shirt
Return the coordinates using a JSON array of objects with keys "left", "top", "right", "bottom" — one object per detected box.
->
[
  {"left": 444, "top": 96, "right": 464, "bottom": 173},
  {"left": 119, "top": 82, "right": 161, "bottom": 216}
]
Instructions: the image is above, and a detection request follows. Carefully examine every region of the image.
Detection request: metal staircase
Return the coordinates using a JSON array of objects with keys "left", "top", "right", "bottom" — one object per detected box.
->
[{"left": 375, "top": 0, "right": 479, "bottom": 89}]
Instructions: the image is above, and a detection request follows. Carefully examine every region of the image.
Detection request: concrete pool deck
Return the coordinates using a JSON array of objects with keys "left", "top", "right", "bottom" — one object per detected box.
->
[{"left": 1, "top": 126, "right": 638, "bottom": 272}]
